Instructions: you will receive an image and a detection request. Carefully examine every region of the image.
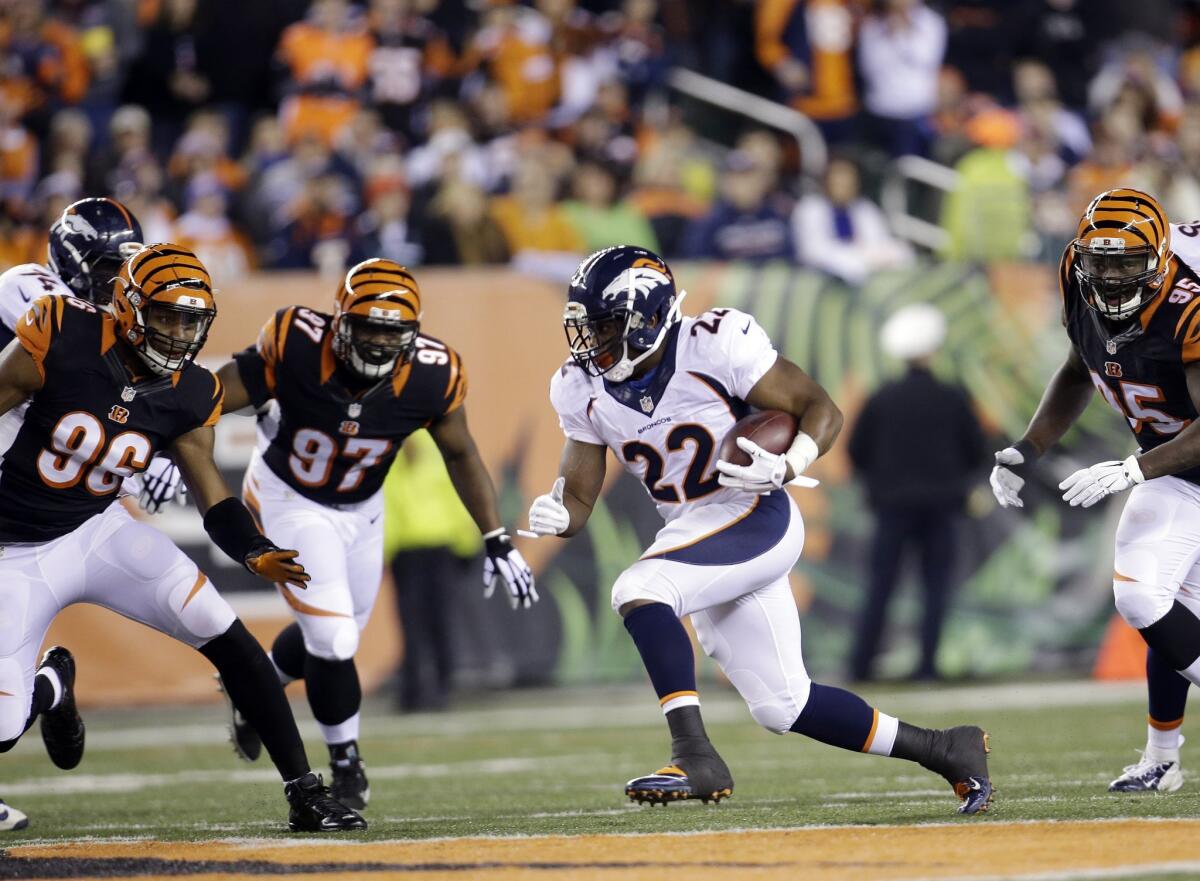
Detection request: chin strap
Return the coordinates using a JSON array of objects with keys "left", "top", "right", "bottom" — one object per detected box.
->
[{"left": 608, "top": 290, "right": 688, "bottom": 383}]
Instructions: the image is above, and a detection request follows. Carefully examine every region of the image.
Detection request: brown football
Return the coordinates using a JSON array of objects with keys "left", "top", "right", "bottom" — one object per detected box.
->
[{"left": 718, "top": 410, "right": 799, "bottom": 466}]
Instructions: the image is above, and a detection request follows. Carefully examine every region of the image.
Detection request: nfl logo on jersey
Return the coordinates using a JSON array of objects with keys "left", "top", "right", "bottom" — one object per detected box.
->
[
  {"left": 121, "top": 386, "right": 136, "bottom": 402},
  {"left": 640, "top": 395, "right": 654, "bottom": 413}
]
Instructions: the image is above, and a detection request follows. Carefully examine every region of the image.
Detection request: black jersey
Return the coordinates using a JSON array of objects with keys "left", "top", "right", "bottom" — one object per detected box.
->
[
  {"left": 233, "top": 305, "right": 467, "bottom": 505},
  {"left": 0, "top": 294, "right": 222, "bottom": 542},
  {"left": 1061, "top": 243, "right": 1200, "bottom": 484}
]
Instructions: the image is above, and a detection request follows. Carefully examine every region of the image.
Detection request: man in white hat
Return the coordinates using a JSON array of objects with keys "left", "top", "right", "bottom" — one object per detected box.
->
[{"left": 846, "top": 303, "right": 985, "bottom": 681}]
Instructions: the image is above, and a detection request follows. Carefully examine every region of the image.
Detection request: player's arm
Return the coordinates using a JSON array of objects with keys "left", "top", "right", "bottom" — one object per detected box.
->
[
  {"left": 170, "top": 425, "right": 309, "bottom": 589},
  {"left": 745, "top": 355, "right": 843, "bottom": 468},
  {"left": 1133, "top": 362, "right": 1200, "bottom": 479},
  {"left": 0, "top": 339, "right": 44, "bottom": 417},
  {"left": 215, "top": 360, "right": 257, "bottom": 414},
  {"left": 429, "top": 405, "right": 538, "bottom": 609},
  {"left": 530, "top": 438, "right": 608, "bottom": 539}
]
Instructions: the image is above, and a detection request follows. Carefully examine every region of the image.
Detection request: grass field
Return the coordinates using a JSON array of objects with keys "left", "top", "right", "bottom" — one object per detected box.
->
[{"left": 5, "top": 679, "right": 1200, "bottom": 879}]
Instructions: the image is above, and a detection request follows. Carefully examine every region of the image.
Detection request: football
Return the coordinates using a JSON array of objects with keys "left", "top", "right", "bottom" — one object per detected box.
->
[{"left": 718, "top": 410, "right": 799, "bottom": 466}]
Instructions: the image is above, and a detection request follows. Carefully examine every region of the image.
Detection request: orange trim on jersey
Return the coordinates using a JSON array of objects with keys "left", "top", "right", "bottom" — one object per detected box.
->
[
  {"left": 1137, "top": 257, "right": 1176, "bottom": 332},
  {"left": 278, "top": 584, "right": 352, "bottom": 618},
  {"left": 443, "top": 349, "right": 461, "bottom": 399},
  {"left": 99, "top": 314, "right": 117, "bottom": 356},
  {"left": 203, "top": 375, "right": 224, "bottom": 428},
  {"left": 642, "top": 497, "right": 763, "bottom": 561},
  {"left": 243, "top": 484, "right": 265, "bottom": 532},
  {"left": 658, "top": 690, "right": 698, "bottom": 706},
  {"left": 276, "top": 306, "right": 295, "bottom": 365},
  {"left": 391, "top": 359, "right": 413, "bottom": 397},
  {"left": 16, "top": 295, "right": 63, "bottom": 381},
  {"left": 861, "top": 707, "right": 881, "bottom": 752},
  {"left": 320, "top": 334, "right": 337, "bottom": 384},
  {"left": 1114, "top": 570, "right": 1136, "bottom": 582},
  {"left": 180, "top": 572, "right": 208, "bottom": 611},
  {"left": 445, "top": 355, "right": 468, "bottom": 413},
  {"left": 1149, "top": 714, "right": 1184, "bottom": 731}
]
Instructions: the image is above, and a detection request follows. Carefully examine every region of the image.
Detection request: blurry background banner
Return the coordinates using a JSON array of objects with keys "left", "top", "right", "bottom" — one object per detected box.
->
[{"left": 45, "top": 261, "right": 1138, "bottom": 705}]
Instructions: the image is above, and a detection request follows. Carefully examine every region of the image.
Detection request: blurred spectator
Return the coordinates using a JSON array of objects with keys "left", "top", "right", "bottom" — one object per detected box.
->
[
  {"left": 601, "top": 0, "right": 669, "bottom": 109},
  {"left": 683, "top": 150, "right": 793, "bottom": 262},
  {"left": 384, "top": 429, "right": 482, "bottom": 712},
  {"left": 755, "top": 0, "right": 858, "bottom": 142},
  {"left": 561, "top": 159, "right": 659, "bottom": 252},
  {"left": 1088, "top": 40, "right": 1183, "bottom": 136},
  {"left": 461, "top": 2, "right": 561, "bottom": 125},
  {"left": 421, "top": 177, "right": 510, "bottom": 265},
  {"left": 405, "top": 100, "right": 490, "bottom": 191},
  {"left": 366, "top": 0, "right": 456, "bottom": 143},
  {"left": 0, "top": 94, "right": 38, "bottom": 215},
  {"left": 276, "top": 0, "right": 374, "bottom": 146},
  {"left": 0, "top": 0, "right": 89, "bottom": 124},
  {"left": 847, "top": 303, "right": 984, "bottom": 682},
  {"left": 265, "top": 170, "right": 356, "bottom": 273},
  {"left": 627, "top": 127, "right": 710, "bottom": 257},
  {"left": 941, "top": 0, "right": 1021, "bottom": 103},
  {"left": 565, "top": 81, "right": 638, "bottom": 175},
  {"left": 792, "top": 155, "right": 913, "bottom": 285},
  {"left": 172, "top": 173, "right": 252, "bottom": 283},
  {"left": 858, "top": 0, "right": 947, "bottom": 157},
  {"left": 488, "top": 151, "right": 583, "bottom": 257},
  {"left": 167, "top": 111, "right": 247, "bottom": 200},
  {"left": 352, "top": 156, "right": 423, "bottom": 265},
  {"left": 1015, "top": 0, "right": 1101, "bottom": 111}
]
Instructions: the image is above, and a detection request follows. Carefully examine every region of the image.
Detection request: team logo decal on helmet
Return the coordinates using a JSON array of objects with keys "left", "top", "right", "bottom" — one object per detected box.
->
[
  {"left": 48, "top": 197, "right": 144, "bottom": 305},
  {"left": 564, "top": 245, "right": 686, "bottom": 383},
  {"left": 112, "top": 244, "right": 216, "bottom": 376},
  {"left": 1072, "top": 187, "right": 1171, "bottom": 322},
  {"left": 333, "top": 258, "right": 422, "bottom": 380}
]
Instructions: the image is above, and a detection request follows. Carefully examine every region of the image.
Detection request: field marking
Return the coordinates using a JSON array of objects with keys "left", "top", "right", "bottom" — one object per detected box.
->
[
  {"left": 53, "top": 680, "right": 1146, "bottom": 754},
  {"left": 949, "top": 864, "right": 1200, "bottom": 881}
]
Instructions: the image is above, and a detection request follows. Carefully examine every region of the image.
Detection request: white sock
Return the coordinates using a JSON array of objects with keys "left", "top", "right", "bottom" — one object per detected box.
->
[
  {"left": 267, "top": 652, "right": 295, "bottom": 687},
  {"left": 37, "top": 667, "right": 63, "bottom": 710},
  {"left": 317, "top": 712, "right": 360, "bottom": 747},
  {"left": 1148, "top": 721, "right": 1183, "bottom": 753},
  {"left": 868, "top": 711, "right": 900, "bottom": 756}
]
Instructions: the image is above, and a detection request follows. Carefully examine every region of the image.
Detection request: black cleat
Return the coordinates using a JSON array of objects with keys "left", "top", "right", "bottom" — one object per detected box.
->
[
  {"left": 214, "top": 674, "right": 262, "bottom": 762},
  {"left": 284, "top": 772, "right": 367, "bottom": 832},
  {"left": 626, "top": 742, "right": 734, "bottom": 805},
  {"left": 922, "top": 725, "right": 994, "bottom": 815},
  {"left": 330, "top": 741, "right": 370, "bottom": 810},
  {"left": 38, "top": 647, "right": 84, "bottom": 770}
]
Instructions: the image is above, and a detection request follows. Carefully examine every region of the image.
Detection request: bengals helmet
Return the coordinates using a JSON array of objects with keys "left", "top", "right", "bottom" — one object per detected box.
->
[
  {"left": 333, "top": 258, "right": 422, "bottom": 379},
  {"left": 564, "top": 245, "right": 686, "bottom": 382},
  {"left": 111, "top": 244, "right": 217, "bottom": 376},
  {"left": 48, "top": 197, "right": 143, "bottom": 304},
  {"left": 1073, "top": 188, "right": 1171, "bottom": 321}
]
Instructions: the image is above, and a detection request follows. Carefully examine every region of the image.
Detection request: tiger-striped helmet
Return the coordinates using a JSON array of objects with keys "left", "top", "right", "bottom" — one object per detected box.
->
[
  {"left": 111, "top": 244, "right": 217, "bottom": 376},
  {"left": 1073, "top": 188, "right": 1171, "bottom": 321},
  {"left": 333, "top": 258, "right": 422, "bottom": 379}
]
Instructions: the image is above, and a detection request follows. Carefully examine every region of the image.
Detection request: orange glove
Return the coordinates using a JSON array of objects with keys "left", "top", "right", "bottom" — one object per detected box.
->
[{"left": 245, "top": 545, "right": 310, "bottom": 589}]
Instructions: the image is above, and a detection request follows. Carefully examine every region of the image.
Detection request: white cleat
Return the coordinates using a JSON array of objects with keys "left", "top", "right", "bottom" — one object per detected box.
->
[
  {"left": 0, "top": 799, "right": 28, "bottom": 831},
  {"left": 1109, "top": 743, "right": 1183, "bottom": 793}
]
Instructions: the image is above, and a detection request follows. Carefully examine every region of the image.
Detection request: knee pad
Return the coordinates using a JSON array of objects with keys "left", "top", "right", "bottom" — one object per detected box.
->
[
  {"left": 611, "top": 563, "right": 680, "bottom": 616},
  {"left": 726, "top": 669, "right": 811, "bottom": 736},
  {"left": 301, "top": 618, "right": 360, "bottom": 661},
  {"left": 1114, "top": 579, "right": 1174, "bottom": 630}
]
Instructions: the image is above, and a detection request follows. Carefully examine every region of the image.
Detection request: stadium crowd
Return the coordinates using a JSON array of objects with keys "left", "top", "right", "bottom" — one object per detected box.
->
[{"left": 1, "top": 0, "right": 1199, "bottom": 283}]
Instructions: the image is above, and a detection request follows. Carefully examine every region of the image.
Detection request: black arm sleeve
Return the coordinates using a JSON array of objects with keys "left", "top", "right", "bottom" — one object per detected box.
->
[
  {"left": 203, "top": 497, "right": 273, "bottom": 565},
  {"left": 0, "top": 323, "right": 15, "bottom": 352}
]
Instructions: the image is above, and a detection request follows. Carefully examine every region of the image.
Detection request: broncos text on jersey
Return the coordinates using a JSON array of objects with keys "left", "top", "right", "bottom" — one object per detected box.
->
[
  {"left": 1063, "top": 223, "right": 1200, "bottom": 485},
  {"left": 233, "top": 305, "right": 467, "bottom": 506},
  {"left": 550, "top": 307, "right": 778, "bottom": 524},
  {"left": 0, "top": 295, "right": 222, "bottom": 542}
]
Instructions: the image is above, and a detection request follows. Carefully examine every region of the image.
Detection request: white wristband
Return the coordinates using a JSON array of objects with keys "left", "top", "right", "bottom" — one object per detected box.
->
[
  {"left": 784, "top": 432, "right": 820, "bottom": 481},
  {"left": 1122, "top": 454, "right": 1145, "bottom": 485}
]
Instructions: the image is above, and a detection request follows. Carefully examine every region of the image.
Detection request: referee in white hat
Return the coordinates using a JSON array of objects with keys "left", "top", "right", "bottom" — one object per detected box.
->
[{"left": 846, "top": 303, "right": 986, "bottom": 682}]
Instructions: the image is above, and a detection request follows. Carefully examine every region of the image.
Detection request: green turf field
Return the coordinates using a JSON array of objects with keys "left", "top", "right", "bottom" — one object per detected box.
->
[{"left": 0, "top": 679, "right": 1192, "bottom": 844}]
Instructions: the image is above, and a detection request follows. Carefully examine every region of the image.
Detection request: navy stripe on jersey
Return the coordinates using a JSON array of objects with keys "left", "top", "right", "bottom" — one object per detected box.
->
[{"left": 643, "top": 490, "right": 791, "bottom": 566}]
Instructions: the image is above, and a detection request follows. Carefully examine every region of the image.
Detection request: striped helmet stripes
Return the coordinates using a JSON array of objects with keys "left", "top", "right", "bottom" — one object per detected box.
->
[
  {"left": 1072, "top": 188, "right": 1171, "bottom": 321},
  {"left": 333, "top": 258, "right": 422, "bottom": 379}
]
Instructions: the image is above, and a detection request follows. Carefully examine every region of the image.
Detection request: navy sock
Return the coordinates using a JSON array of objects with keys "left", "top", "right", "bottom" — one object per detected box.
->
[
  {"left": 271, "top": 622, "right": 307, "bottom": 681},
  {"left": 789, "top": 682, "right": 877, "bottom": 752},
  {"left": 1147, "top": 647, "right": 1190, "bottom": 729},
  {"left": 623, "top": 603, "right": 697, "bottom": 710}
]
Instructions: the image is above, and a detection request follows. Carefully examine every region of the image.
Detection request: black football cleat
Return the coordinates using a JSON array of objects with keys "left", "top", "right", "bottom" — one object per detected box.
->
[
  {"left": 214, "top": 674, "right": 262, "bottom": 762},
  {"left": 922, "top": 725, "right": 994, "bottom": 815},
  {"left": 284, "top": 772, "right": 367, "bottom": 832},
  {"left": 626, "top": 744, "right": 734, "bottom": 805},
  {"left": 329, "top": 741, "right": 370, "bottom": 810},
  {"left": 38, "top": 647, "right": 84, "bottom": 770}
]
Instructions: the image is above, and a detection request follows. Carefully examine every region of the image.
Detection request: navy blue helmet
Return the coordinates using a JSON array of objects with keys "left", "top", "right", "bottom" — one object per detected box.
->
[
  {"left": 48, "top": 198, "right": 144, "bottom": 304},
  {"left": 564, "top": 245, "right": 686, "bottom": 382}
]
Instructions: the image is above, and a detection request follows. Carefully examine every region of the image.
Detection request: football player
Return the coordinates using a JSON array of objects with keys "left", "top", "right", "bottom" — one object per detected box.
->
[
  {"left": 0, "top": 243, "right": 365, "bottom": 832},
  {"left": 992, "top": 188, "right": 1200, "bottom": 794},
  {"left": 526, "top": 245, "right": 993, "bottom": 814},
  {"left": 0, "top": 197, "right": 185, "bottom": 514},
  {"left": 214, "top": 257, "right": 535, "bottom": 810}
]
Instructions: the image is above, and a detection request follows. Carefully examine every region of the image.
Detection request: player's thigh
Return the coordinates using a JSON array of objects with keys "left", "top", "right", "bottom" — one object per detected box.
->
[
  {"left": 88, "top": 508, "right": 235, "bottom": 647},
  {"left": 0, "top": 548, "right": 64, "bottom": 742},
  {"left": 1115, "top": 479, "right": 1200, "bottom": 590},
  {"left": 690, "top": 575, "right": 811, "bottom": 735},
  {"left": 345, "top": 513, "right": 384, "bottom": 632}
]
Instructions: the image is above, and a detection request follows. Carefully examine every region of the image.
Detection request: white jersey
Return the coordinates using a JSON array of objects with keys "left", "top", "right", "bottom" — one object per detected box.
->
[
  {"left": 0, "top": 263, "right": 71, "bottom": 332},
  {"left": 550, "top": 308, "right": 778, "bottom": 525},
  {"left": 1173, "top": 223, "right": 1200, "bottom": 273}
]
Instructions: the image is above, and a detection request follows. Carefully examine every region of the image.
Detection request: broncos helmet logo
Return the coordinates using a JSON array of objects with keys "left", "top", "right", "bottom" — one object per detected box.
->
[
  {"left": 59, "top": 213, "right": 99, "bottom": 240},
  {"left": 600, "top": 266, "right": 672, "bottom": 303}
]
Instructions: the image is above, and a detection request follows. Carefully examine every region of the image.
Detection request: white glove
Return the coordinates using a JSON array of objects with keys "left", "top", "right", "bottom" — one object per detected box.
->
[
  {"left": 1059, "top": 455, "right": 1145, "bottom": 508},
  {"left": 527, "top": 477, "right": 571, "bottom": 536},
  {"left": 990, "top": 446, "right": 1027, "bottom": 509},
  {"left": 715, "top": 437, "right": 820, "bottom": 494},
  {"left": 482, "top": 529, "right": 538, "bottom": 610},
  {"left": 136, "top": 455, "right": 187, "bottom": 514}
]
